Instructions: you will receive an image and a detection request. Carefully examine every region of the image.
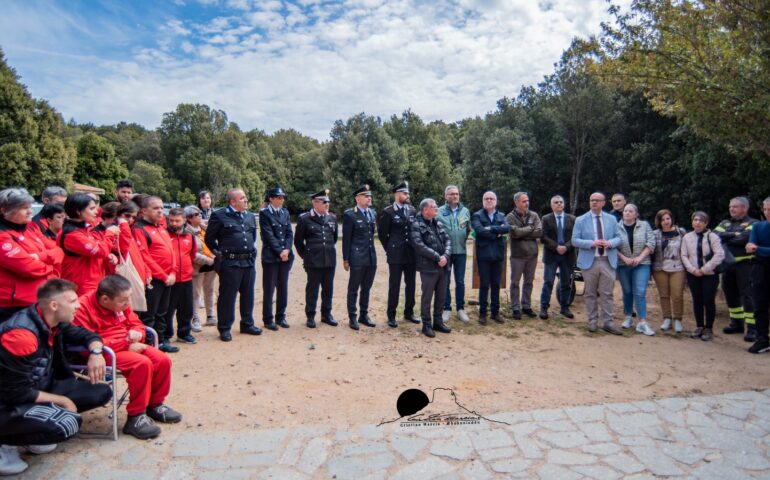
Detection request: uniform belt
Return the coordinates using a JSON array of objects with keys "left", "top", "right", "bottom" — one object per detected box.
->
[{"left": 223, "top": 252, "right": 254, "bottom": 260}]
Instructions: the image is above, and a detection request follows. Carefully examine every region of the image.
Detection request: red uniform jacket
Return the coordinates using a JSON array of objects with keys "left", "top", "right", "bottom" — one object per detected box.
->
[
  {"left": 92, "top": 224, "right": 119, "bottom": 277},
  {"left": 0, "top": 220, "right": 64, "bottom": 308},
  {"left": 169, "top": 228, "right": 197, "bottom": 283},
  {"left": 73, "top": 291, "right": 146, "bottom": 352},
  {"left": 115, "top": 222, "right": 150, "bottom": 285},
  {"left": 133, "top": 219, "right": 177, "bottom": 282},
  {"left": 59, "top": 219, "right": 117, "bottom": 296}
]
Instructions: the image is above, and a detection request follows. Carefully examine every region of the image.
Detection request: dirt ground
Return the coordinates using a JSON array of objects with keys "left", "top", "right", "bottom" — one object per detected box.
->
[{"left": 84, "top": 241, "right": 770, "bottom": 433}]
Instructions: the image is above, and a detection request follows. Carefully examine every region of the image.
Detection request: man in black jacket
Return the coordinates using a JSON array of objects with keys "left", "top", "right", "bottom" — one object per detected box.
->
[
  {"left": 471, "top": 191, "right": 510, "bottom": 324},
  {"left": 411, "top": 198, "right": 452, "bottom": 338},
  {"left": 377, "top": 181, "right": 419, "bottom": 328},
  {"left": 205, "top": 188, "right": 262, "bottom": 341},
  {"left": 342, "top": 185, "right": 378, "bottom": 330},
  {"left": 539, "top": 195, "right": 576, "bottom": 320},
  {"left": 295, "top": 190, "right": 339, "bottom": 328},
  {"left": 0, "top": 279, "right": 110, "bottom": 474},
  {"left": 259, "top": 187, "right": 294, "bottom": 331}
]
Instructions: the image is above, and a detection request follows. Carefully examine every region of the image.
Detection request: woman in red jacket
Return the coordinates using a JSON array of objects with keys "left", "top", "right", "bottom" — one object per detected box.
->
[
  {"left": 117, "top": 202, "right": 151, "bottom": 291},
  {"left": 59, "top": 193, "right": 119, "bottom": 296},
  {"left": 0, "top": 188, "right": 64, "bottom": 319}
]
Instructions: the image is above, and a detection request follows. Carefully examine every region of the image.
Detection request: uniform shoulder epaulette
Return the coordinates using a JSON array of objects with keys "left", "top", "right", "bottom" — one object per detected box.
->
[
  {"left": 299, "top": 211, "right": 310, "bottom": 218},
  {"left": 344, "top": 208, "right": 355, "bottom": 214}
]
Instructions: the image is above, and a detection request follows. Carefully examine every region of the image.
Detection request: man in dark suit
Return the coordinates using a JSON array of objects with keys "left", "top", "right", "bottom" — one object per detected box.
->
[
  {"left": 377, "top": 181, "right": 420, "bottom": 328},
  {"left": 342, "top": 185, "right": 377, "bottom": 330},
  {"left": 259, "top": 186, "right": 294, "bottom": 331},
  {"left": 204, "top": 188, "right": 262, "bottom": 341},
  {"left": 294, "top": 189, "right": 339, "bottom": 328},
  {"left": 539, "top": 195, "right": 576, "bottom": 319}
]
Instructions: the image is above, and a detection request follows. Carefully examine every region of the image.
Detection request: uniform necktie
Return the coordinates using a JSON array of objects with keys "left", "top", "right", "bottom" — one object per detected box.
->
[
  {"left": 557, "top": 215, "right": 564, "bottom": 245},
  {"left": 595, "top": 215, "right": 605, "bottom": 255}
]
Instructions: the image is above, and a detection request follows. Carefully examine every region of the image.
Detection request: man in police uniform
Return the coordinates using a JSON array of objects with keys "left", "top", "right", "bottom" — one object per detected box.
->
[
  {"left": 294, "top": 189, "right": 339, "bottom": 328},
  {"left": 716, "top": 196, "right": 759, "bottom": 342},
  {"left": 259, "top": 187, "right": 294, "bottom": 331},
  {"left": 205, "top": 188, "right": 262, "bottom": 341},
  {"left": 377, "top": 181, "right": 419, "bottom": 328},
  {"left": 343, "top": 185, "right": 377, "bottom": 330}
]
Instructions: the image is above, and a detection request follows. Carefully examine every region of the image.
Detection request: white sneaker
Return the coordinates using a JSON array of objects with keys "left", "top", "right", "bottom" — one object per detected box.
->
[
  {"left": 636, "top": 321, "right": 656, "bottom": 336},
  {"left": 442, "top": 310, "right": 451, "bottom": 322},
  {"left": 0, "top": 445, "right": 28, "bottom": 475},
  {"left": 622, "top": 316, "right": 633, "bottom": 329},
  {"left": 661, "top": 318, "right": 672, "bottom": 331},
  {"left": 20, "top": 444, "right": 57, "bottom": 455},
  {"left": 457, "top": 309, "right": 470, "bottom": 323},
  {"left": 191, "top": 317, "right": 202, "bottom": 333},
  {"left": 674, "top": 319, "right": 683, "bottom": 333}
]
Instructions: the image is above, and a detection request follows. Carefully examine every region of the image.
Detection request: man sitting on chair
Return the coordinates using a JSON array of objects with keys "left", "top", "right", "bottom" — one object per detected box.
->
[{"left": 73, "top": 275, "right": 181, "bottom": 440}]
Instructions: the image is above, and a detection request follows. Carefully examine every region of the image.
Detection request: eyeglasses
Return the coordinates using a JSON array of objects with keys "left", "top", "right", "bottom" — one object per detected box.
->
[
  {"left": 553, "top": 201, "right": 564, "bottom": 204},
  {"left": 590, "top": 199, "right": 604, "bottom": 203},
  {"left": 483, "top": 198, "right": 495, "bottom": 201}
]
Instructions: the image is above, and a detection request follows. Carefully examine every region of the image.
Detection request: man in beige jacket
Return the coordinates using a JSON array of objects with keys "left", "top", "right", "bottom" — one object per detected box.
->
[{"left": 506, "top": 192, "right": 542, "bottom": 319}]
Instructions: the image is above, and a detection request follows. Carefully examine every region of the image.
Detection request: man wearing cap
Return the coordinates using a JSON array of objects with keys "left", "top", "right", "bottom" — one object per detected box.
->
[
  {"left": 295, "top": 190, "right": 339, "bottom": 328},
  {"left": 343, "top": 185, "right": 377, "bottom": 330},
  {"left": 377, "top": 182, "right": 419, "bottom": 328},
  {"left": 259, "top": 187, "right": 294, "bottom": 331}
]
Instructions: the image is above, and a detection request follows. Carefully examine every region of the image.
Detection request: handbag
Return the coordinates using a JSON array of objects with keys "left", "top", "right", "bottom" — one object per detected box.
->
[
  {"left": 114, "top": 232, "right": 148, "bottom": 311},
  {"left": 705, "top": 233, "right": 737, "bottom": 274}
]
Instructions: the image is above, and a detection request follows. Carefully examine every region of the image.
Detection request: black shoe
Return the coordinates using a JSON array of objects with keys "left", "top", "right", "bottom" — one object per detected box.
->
[
  {"left": 123, "top": 414, "right": 161, "bottom": 439},
  {"left": 479, "top": 315, "right": 487, "bottom": 326},
  {"left": 264, "top": 322, "right": 279, "bottom": 331},
  {"left": 404, "top": 314, "right": 421, "bottom": 324},
  {"left": 700, "top": 327, "right": 714, "bottom": 341},
  {"left": 723, "top": 320, "right": 744, "bottom": 334},
  {"left": 278, "top": 319, "right": 290, "bottom": 328},
  {"left": 240, "top": 325, "right": 262, "bottom": 335},
  {"left": 691, "top": 327, "right": 703, "bottom": 338},
  {"left": 146, "top": 404, "right": 182, "bottom": 423},
  {"left": 359, "top": 316, "right": 376, "bottom": 327},
  {"left": 220, "top": 332, "right": 232, "bottom": 342},
  {"left": 387, "top": 318, "right": 398, "bottom": 328},
  {"left": 745, "top": 325, "right": 757, "bottom": 343},
  {"left": 512, "top": 310, "right": 522, "bottom": 320},
  {"left": 349, "top": 318, "right": 360, "bottom": 330},
  {"left": 491, "top": 313, "right": 503, "bottom": 324},
  {"left": 158, "top": 340, "right": 179, "bottom": 353},
  {"left": 321, "top": 317, "right": 338, "bottom": 326},
  {"left": 306, "top": 318, "right": 317, "bottom": 328},
  {"left": 539, "top": 309, "right": 549, "bottom": 320},
  {"left": 177, "top": 334, "right": 197, "bottom": 344},
  {"left": 433, "top": 321, "right": 452, "bottom": 334},
  {"left": 749, "top": 337, "right": 770, "bottom": 354},
  {"left": 422, "top": 323, "right": 435, "bottom": 338},
  {"left": 560, "top": 308, "right": 574, "bottom": 319},
  {"left": 522, "top": 308, "right": 537, "bottom": 318}
]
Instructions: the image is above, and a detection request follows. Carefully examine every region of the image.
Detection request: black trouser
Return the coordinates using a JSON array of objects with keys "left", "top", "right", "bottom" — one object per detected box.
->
[
  {"left": 0, "top": 378, "right": 111, "bottom": 446},
  {"left": 386, "top": 262, "right": 416, "bottom": 319},
  {"left": 217, "top": 264, "right": 256, "bottom": 333},
  {"left": 262, "top": 259, "right": 294, "bottom": 324},
  {"left": 347, "top": 265, "right": 376, "bottom": 318},
  {"left": 686, "top": 273, "right": 719, "bottom": 328},
  {"left": 141, "top": 279, "right": 171, "bottom": 339},
  {"left": 477, "top": 259, "right": 503, "bottom": 315},
  {"left": 305, "top": 267, "right": 335, "bottom": 319},
  {"left": 165, "top": 280, "right": 193, "bottom": 339},
  {"left": 752, "top": 260, "right": 770, "bottom": 339},
  {"left": 420, "top": 270, "right": 447, "bottom": 325},
  {"left": 722, "top": 261, "right": 755, "bottom": 325}
]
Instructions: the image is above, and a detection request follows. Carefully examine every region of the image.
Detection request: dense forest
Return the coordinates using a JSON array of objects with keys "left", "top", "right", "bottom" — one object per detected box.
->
[{"left": 1, "top": 1, "right": 768, "bottom": 224}]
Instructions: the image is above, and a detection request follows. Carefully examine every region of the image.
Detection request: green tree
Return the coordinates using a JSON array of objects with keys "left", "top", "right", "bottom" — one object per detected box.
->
[
  {"left": 74, "top": 132, "right": 128, "bottom": 196},
  {"left": 129, "top": 160, "right": 172, "bottom": 199}
]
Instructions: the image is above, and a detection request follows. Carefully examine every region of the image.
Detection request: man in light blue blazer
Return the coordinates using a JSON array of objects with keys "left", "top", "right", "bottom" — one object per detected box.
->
[{"left": 571, "top": 192, "right": 623, "bottom": 334}]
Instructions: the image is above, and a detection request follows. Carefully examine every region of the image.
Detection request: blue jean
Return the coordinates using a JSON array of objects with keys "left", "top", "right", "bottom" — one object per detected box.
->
[
  {"left": 616, "top": 264, "right": 651, "bottom": 318},
  {"left": 444, "top": 254, "right": 467, "bottom": 310},
  {"left": 540, "top": 255, "right": 573, "bottom": 310}
]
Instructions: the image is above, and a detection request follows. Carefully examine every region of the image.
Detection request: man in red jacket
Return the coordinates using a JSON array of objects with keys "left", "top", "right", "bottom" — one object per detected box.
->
[
  {"left": 164, "top": 209, "right": 197, "bottom": 345},
  {"left": 133, "top": 197, "right": 179, "bottom": 353},
  {"left": 73, "top": 275, "right": 181, "bottom": 440}
]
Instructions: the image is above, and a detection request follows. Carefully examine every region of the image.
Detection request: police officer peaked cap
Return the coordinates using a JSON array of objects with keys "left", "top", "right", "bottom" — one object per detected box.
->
[
  {"left": 267, "top": 186, "right": 287, "bottom": 198},
  {"left": 354, "top": 184, "right": 372, "bottom": 197},
  {"left": 310, "top": 189, "right": 331, "bottom": 202},
  {"left": 392, "top": 181, "right": 409, "bottom": 194}
]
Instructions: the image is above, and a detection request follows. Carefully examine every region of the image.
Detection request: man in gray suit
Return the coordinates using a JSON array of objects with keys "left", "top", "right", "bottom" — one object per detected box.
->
[{"left": 571, "top": 192, "right": 623, "bottom": 335}]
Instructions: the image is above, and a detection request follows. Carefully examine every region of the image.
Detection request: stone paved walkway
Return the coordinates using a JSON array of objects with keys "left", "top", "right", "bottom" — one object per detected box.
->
[{"left": 13, "top": 389, "right": 770, "bottom": 479}]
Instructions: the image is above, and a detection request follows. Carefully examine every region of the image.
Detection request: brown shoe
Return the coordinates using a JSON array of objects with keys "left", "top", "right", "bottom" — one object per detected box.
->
[
  {"left": 602, "top": 324, "right": 623, "bottom": 336},
  {"left": 691, "top": 327, "right": 703, "bottom": 338}
]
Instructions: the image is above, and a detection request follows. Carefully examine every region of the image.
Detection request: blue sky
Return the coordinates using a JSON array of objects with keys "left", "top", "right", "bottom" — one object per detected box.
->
[{"left": 0, "top": 0, "right": 630, "bottom": 140}]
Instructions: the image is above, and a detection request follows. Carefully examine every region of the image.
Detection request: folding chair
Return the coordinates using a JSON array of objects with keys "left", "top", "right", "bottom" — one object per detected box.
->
[{"left": 68, "top": 327, "right": 158, "bottom": 440}]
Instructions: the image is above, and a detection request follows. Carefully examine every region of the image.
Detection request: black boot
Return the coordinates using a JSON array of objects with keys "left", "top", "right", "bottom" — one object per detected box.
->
[
  {"left": 306, "top": 317, "right": 317, "bottom": 328},
  {"left": 745, "top": 324, "right": 757, "bottom": 343},
  {"left": 349, "top": 317, "right": 359, "bottom": 330},
  {"left": 723, "top": 319, "right": 744, "bottom": 334},
  {"left": 422, "top": 322, "right": 435, "bottom": 338},
  {"left": 433, "top": 319, "right": 452, "bottom": 334}
]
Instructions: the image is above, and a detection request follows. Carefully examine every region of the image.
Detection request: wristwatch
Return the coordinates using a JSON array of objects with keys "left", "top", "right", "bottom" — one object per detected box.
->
[{"left": 89, "top": 347, "right": 103, "bottom": 356}]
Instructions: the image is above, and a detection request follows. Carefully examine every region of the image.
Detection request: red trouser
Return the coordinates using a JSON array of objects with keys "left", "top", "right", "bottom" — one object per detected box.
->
[{"left": 115, "top": 346, "right": 172, "bottom": 416}]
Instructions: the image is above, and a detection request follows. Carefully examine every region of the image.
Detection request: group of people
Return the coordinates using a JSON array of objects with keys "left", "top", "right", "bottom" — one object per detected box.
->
[{"left": 2, "top": 179, "right": 770, "bottom": 475}]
